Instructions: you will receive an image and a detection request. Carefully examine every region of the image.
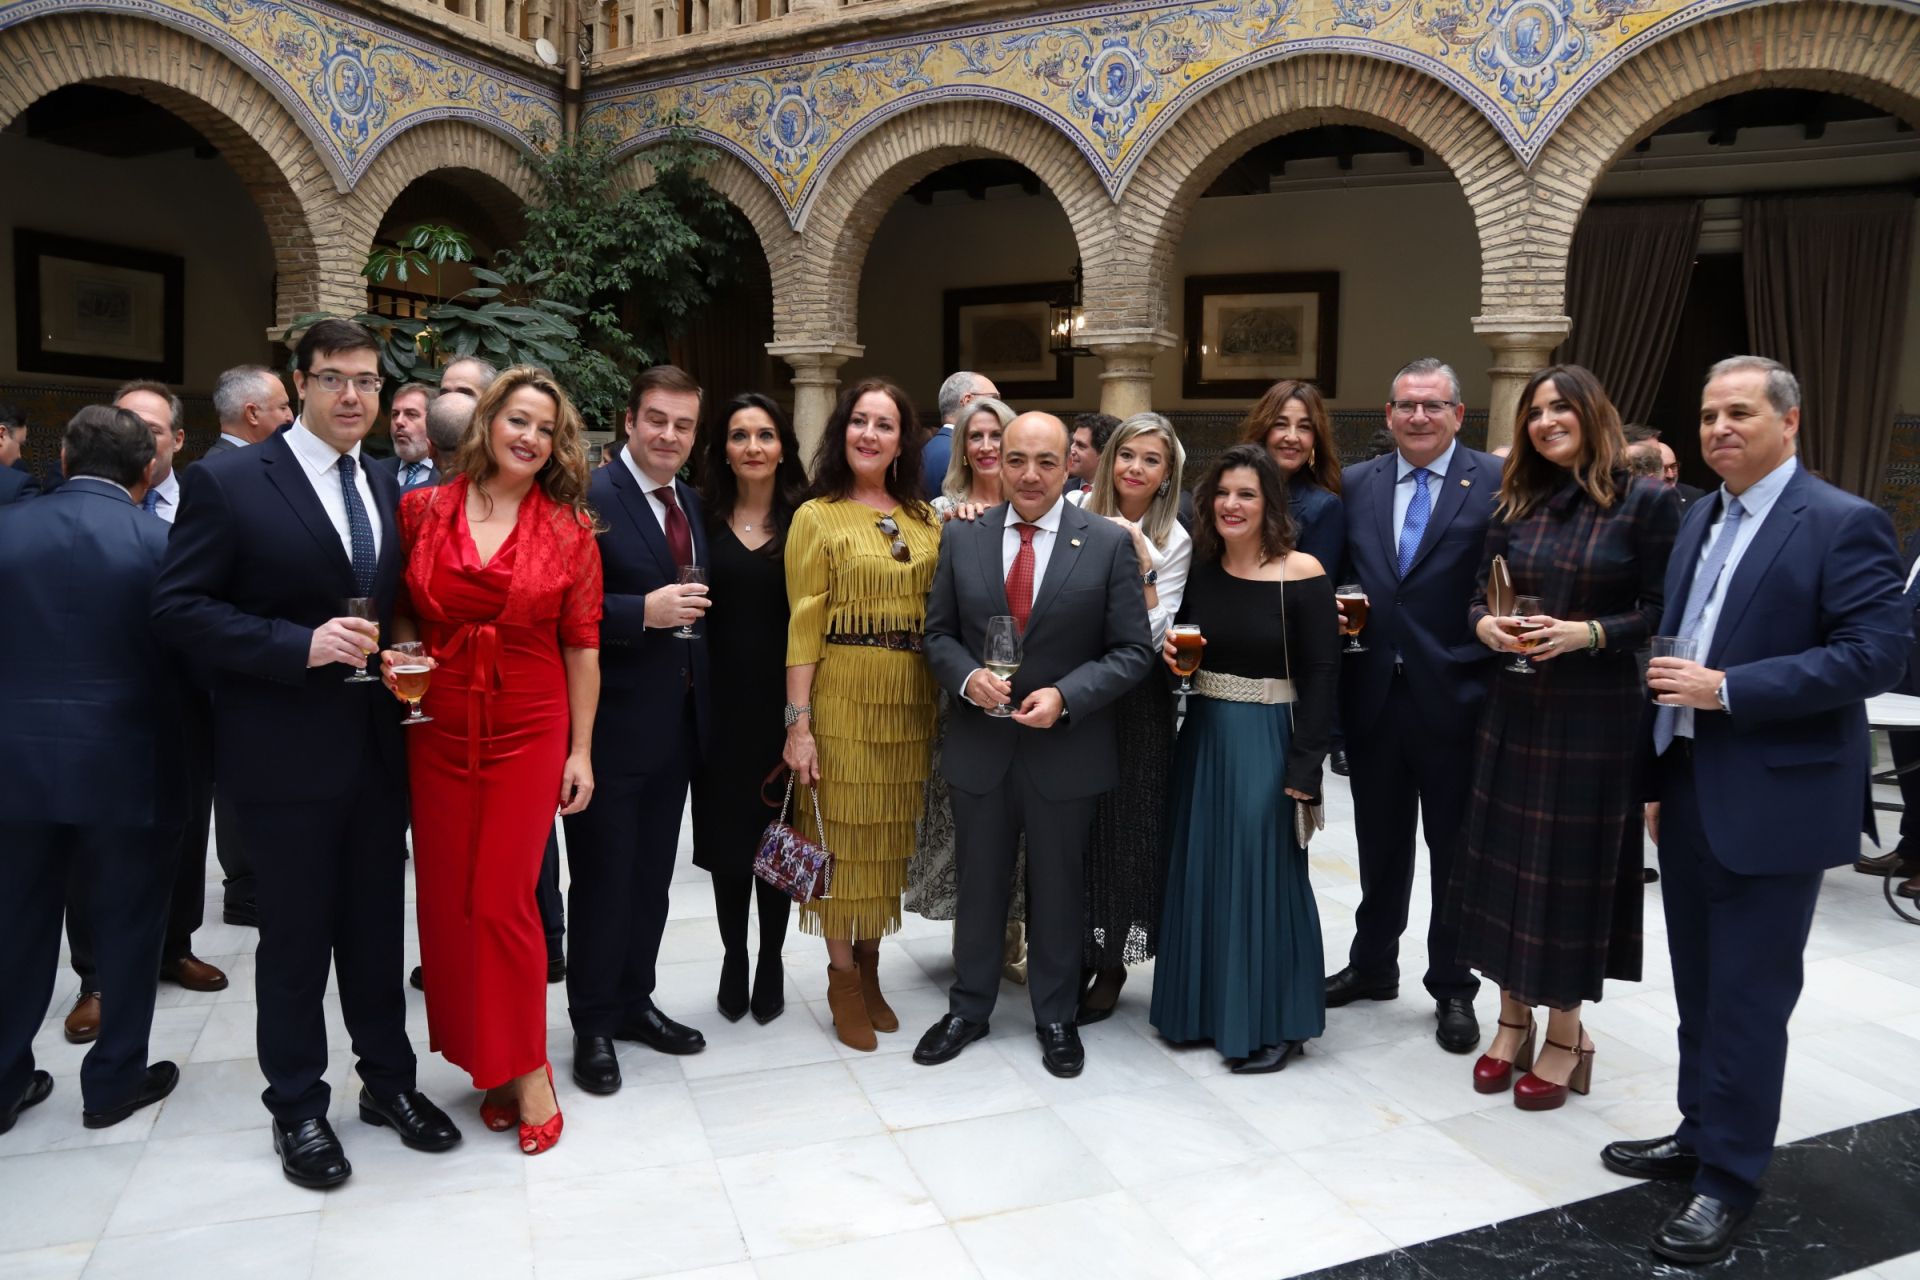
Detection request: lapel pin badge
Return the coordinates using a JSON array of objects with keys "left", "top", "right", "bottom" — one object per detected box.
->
[
  {"left": 1460, "top": 478, "right": 1471, "bottom": 488},
  {"left": 1070, "top": 537, "right": 1082, "bottom": 547}
]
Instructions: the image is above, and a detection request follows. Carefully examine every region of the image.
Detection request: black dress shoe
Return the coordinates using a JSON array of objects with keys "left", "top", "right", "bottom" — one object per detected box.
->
[
  {"left": 1036, "top": 1022, "right": 1085, "bottom": 1078},
  {"left": 913, "top": 1014, "right": 989, "bottom": 1065},
  {"left": 751, "top": 955, "right": 785, "bottom": 1025},
  {"left": 617, "top": 1006, "right": 706, "bottom": 1055},
  {"left": 1601, "top": 1134, "right": 1700, "bottom": 1181},
  {"left": 409, "top": 965, "right": 424, "bottom": 992},
  {"left": 0, "top": 1070, "right": 53, "bottom": 1134},
  {"left": 717, "top": 952, "right": 749, "bottom": 1023},
  {"left": 274, "top": 1116, "right": 351, "bottom": 1189},
  {"left": 222, "top": 901, "right": 260, "bottom": 928},
  {"left": 358, "top": 1088, "right": 461, "bottom": 1151},
  {"left": 1324, "top": 966, "right": 1397, "bottom": 1007},
  {"left": 1230, "top": 1041, "right": 1304, "bottom": 1074},
  {"left": 547, "top": 955, "right": 567, "bottom": 984},
  {"left": 82, "top": 1061, "right": 179, "bottom": 1129},
  {"left": 1329, "top": 749, "right": 1350, "bottom": 777},
  {"left": 572, "top": 1034, "right": 622, "bottom": 1094},
  {"left": 1642, "top": 867, "right": 1661, "bottom": 883},
  {"left": 1435, "top": 998, "right": 1480, "bottom": 1053},
  {"left": 1651, "top": 1193, "right": 1749, "bottom": 1265}
]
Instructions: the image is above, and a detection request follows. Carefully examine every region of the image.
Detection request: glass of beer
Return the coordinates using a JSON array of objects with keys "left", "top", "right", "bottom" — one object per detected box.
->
[
  {"left": 1648, "top": 635, "right": 1699, "bottom": 702},
  {"left": 1336, "top": 584, "right": 1370, "bottom": 654},
  {"left": 675, "top": 565, "right": 706, "bottom": 639},
  {"left": 392, "top": 641, "right": 434, "bottom": 726},
  {"left": 1507, "top": 595, "right": 1546, "bottom": 675},
  {"left": 983, "top": 615, "right": 1022, "bottom": 719},
  {"left": 1170, "top": 623, "right": 1204, "bottom": 695},
  {"left": 342, "top": 597, "right": 381, "bottom": 682}
]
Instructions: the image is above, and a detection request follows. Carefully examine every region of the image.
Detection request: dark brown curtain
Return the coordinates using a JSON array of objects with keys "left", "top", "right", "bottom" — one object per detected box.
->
[
  {"left": 1743, "top": 189, "right": 1915, "bottom": 502},
  {"left": 1556, "top": 200, "right": 1704, "bottom": 425}
]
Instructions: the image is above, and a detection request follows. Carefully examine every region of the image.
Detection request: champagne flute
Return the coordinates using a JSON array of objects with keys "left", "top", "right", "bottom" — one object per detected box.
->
[
  {"left": 983, "top": 615, "right": 1021, "bottom": 719},
  {"left": 341, "top": 597, "right": 381, "bottom": 683},
  {"left": 1335, "top": 584, "right": 1370, "bottom": 654},
  {"left": 675, "top": 564, "right": 707, "bottom": 639},
  {"left": 391, "top": 641, "right": 434, "bottom": 726},
  {"left": 1506, "top": 594, "right": 1546, "bottom": 675},
  {"left": 1170, "top": 623, "right": 1204, "bottom": 695}
]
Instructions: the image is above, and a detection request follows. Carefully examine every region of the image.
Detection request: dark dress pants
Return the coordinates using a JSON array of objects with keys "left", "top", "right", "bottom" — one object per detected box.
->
[
  {"left": 1890, "top": 729, "right": 1920, "bottom": 848},
  {"left": 947, "top": 768, "right": 1094, "bottom": 1028},
  {"left": 234, "top": 748, "right": 415, "bottom": 1122},
  {"left": 1344, "top": 675, "right": 1480, "bottom": 1000},
  {"left": 3, "top": 822, "right": 174, "bottom": 1111},
  {"left": 537, "top": 825, "right": 564, "bottom": 963},
  {"left": 1656, "top": 749, "right": 1823, "bottom": 1212},
  {"left": 213, "top": 789, "right": 255, "bottom": 916}
]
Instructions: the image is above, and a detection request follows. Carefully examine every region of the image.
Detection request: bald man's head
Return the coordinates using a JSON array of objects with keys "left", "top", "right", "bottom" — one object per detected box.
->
[{"left": 1002, "top": 412, "right": 1070, "bottom": 521}]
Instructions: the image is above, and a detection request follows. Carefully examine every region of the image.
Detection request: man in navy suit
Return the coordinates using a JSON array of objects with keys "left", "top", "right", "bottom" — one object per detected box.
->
[
  {"left": 564, "top": 364, "right": 712, "bottom": 1094},
  {"left": 373, "top": 383, "right": 438, "bottom": 493},
  {"left": 152, "top": 319, "right": 461, "bottom": 1188},
  {"left": 1326, "top": 357, "right": 1500, "bottom": 1054},
  {"left": 0, "top": 406, "right": 184, "bottom": 1135},
  {"left": 1603, "top": 356, "right": 1908, "bottom": 1263},
  {"left": 1865, "top": 530, "right": 1920, "bottom": 893},
  {"left": 0, "top": 401, "right": 40, "bottom": 505},
  {"left": 206, "top": 364, "right": 293, "bottom": 459}
]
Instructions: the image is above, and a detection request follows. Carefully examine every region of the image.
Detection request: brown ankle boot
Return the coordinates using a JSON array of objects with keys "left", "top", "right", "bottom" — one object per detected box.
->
[
  {"left": 825, "top": 964, "right": 876, "bottom": 1051},
  {"left": 854, "top": 947, "right": 898, "bottom": 1033}
]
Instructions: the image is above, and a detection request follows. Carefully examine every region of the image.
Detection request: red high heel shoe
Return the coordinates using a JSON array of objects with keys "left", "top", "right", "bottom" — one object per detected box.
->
[
  {"left": 1472, "top": 1014, "right": 1537, "bottom": 1094},
  {"left": 479, "top": 1090, "right": 519, "bottom": 1133},
  {"left": 519, "top": 1063, "right": 564, "bottom": 1156},
  {"left": 1514, "top": 1028, "right": 1594, "bottom": 1112}
]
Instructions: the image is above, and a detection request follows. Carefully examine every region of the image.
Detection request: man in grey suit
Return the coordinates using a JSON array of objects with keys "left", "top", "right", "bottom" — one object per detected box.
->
[
  {"left": 913, "top": 411, "right": 1154, "bottom": 1077},
  {"left": 207, "top": 366, "right": 293, "bottom": 457}
]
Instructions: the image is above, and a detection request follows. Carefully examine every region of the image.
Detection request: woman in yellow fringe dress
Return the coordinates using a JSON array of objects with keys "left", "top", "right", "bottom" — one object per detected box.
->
[{"left": 782, "top": 379, "right": 941, "bottom": 1051}]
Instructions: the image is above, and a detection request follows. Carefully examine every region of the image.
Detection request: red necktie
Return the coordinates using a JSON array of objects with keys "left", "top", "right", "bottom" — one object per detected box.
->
[
  {"left": 655, "top": 486, "right": 692, "bottom": 569},
  {"left": 1006, "top": 523, "right": 1038, "bottom": 631}
]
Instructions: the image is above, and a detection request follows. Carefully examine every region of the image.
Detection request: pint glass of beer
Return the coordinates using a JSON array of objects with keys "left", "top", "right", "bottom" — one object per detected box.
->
[
  {"left": 1170, "top": 624, "right": 1204, "bottom": 695},
  {"left": 1335, "top": 584, "right": 1370, "bottom": 654},
  {"left": 391, "top": 641, "right": 434, "bottom": 725}
]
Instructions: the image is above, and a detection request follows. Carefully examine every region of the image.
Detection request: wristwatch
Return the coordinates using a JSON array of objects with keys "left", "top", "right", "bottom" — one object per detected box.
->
[
  {"left": 1713, "top": 678, "right": 1729, "bottom": 712},
  {"left": 1142, "top": 568, "right": 1158, "bottom": 587}
]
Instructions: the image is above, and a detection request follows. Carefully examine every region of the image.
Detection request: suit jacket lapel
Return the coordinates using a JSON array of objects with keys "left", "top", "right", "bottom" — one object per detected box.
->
[
  {"left": 1369, "top": 455, "right": 1397, "bottom": 573},
  {"left": 1024, "top": 500, "right": 1087, "bottom": 632},
  {"left": 1404, "top": 448, "right": 1477, "bottom": 579},
  {"left": 365, "top": 454, "right": 403, "bottom": 592},
  {"left": 680, "top": 478, "right": 710, "bottom": 566},
  {"left": 976, "top": 504, "right": 1012, "bottom": 617},
  {"left": 1660, "top": 495, "right": 1715, "bottom": 635},
  {"left": 1706, "top": 472, "right": 1807, "bottom": 666},
  {"left": 608, "top": 456, "right": 674, "bottom": 578},
  {"left": 261, "top": 432, "right": 355, "bottom": 593}
]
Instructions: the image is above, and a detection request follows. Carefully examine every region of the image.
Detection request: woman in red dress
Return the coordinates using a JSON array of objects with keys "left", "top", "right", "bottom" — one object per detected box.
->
[{"left": 382, "top": 366, "right": 602, "bottom": 1156}]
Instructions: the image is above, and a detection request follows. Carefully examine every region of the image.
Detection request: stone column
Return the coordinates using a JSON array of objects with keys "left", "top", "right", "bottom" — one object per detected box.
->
[
  {"left": 1084, "top": 330, "right": 1178, "bottom": 420},
  {"left": 769, "top": 341, "right": 862, "bottom": 459},
  {"left": 1472, "top": 315, "right": 1571, "bottom": 452}
]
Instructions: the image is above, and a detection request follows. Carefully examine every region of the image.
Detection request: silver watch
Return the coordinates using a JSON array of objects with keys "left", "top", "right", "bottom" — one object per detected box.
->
[{"left": 1713, "top": 679, "right": 1729, "bottom": 712}]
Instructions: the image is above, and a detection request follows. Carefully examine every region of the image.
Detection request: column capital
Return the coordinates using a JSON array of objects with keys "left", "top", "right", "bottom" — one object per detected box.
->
[
  {"left": 767, "top": 340, "right": 863, "bottom": 377},
  {"left": 1470, "top": 314, "right": 1571, "bottom": 355},
  {"left": 1080, "top": 328, "right": 1179, "bottom": 360}
]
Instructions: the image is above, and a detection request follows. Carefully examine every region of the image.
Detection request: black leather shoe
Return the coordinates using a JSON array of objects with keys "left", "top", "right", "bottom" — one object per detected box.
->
[
  {"left": 0, "top": 1070, "right": 53, "bottom": 1134},
  {"left": 358, "top": 1088, "right": 461, "bottom": 1151},
  {"left": 751, "top": 955, "right": 786, "bottom": 1025},
  {"left": 1642, "top": 867, "right": 1661, "bottom": 883},
  {"left": 913, "top": 1014, "right": 989, "bottom": 1065},
  {"left": 1230, "top": 1041, "right": 1304, "bottom": 1074},
  {"left": 1435, "top": 998, "right": 1480, "bottom": 1053},
  {"left": 717, "top": 952, "right": 749, "bottom": 1023},
  {"left": 222, "top": 901, "right": 260, "bottom": 928},
  {"left": 1325, "top": 966, "right": 1397, "bottom": 1007},
  {"left": 547, "top": 955, "right": 567, "bottom": 984},
  {"left": 572, "top": 1034, "right": 622, "bottom": 1094},
  {"left": 1651, "top": 1193, "right": 1748, "bottom": 1265},
  {"left": 409, "top": 965, "right": 424, "bottom": 992},
  {"left": 1329, "top": 749, "right": 1350, "bottom": 777},
  {"left": 274, "top": 1116, "right": 351, "bottom": 1189},
  {"left": 1601, "top": 1134, "right": 1700, "bottom": 1181},
  {"left": 82, "top": 1061, "right": 179, "bottom": 1129},
  {"left": 1036, "top": 1022, "right": 1085, "bottom": 1078},
  {"left": 617, "top": 1006, "right": 706, "bottom": 1055}
]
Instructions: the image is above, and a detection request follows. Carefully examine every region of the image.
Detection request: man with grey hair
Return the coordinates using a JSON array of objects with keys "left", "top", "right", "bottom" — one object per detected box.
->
[
  {"left": 1327, "top": 357, "right": 1500, "bottom": 1056},
  {"left": 425, "top": 390, "right": 474, "bottom": 467},
  {"left": 921, "top": 370, "right": 999, "bottom": 499},
  {"left": 208, "top": 366, "right": 293, "bottom": 456},
  {"left": 439, "top": 357, "right": 499, "bottom": 400}
]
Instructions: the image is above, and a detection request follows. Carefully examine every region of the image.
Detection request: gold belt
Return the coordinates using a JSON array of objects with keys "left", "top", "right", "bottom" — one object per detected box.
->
[{"left": 1192, "top": 670, "right": 1296, "bottom": 704}]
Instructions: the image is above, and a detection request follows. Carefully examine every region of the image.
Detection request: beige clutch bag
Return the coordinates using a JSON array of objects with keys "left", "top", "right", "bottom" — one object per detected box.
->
[
  {"left": 1487, "top": 554, "right": 1515, "bottom": 619},
  {"left": 1294, "top": 800, "right": 1326, "bottom": 848}
]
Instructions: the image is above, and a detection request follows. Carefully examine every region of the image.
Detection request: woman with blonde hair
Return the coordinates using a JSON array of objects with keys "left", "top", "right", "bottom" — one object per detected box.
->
[
  {"left": 935, "top": 396, "right": 1015, "bottom": 512},
  {"left": 382, "top": 366, "right": 603, "bottom": 1156}
]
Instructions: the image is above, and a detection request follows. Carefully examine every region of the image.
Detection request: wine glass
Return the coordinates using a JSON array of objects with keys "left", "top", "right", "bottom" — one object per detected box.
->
[
  {"left": 675, "top": 565, "right": 707, "bottom": 639},
  {"left": 1335, "top": 584, "right": 1369, "bottom": 654},
  {"left": 1170, "top": 623, "right": 1204, "bottom": 696},
  {"left": 1506, "top": 595, "right": 1546, "bottom": 675},
  {"left": 341, "top": 598, "right": 381, "bottom": 683},
  {"left": 983, "top": 615, "right": 1021, "bottom": 719},
  {"left": 391, "top": 641, "right": 434, "bottom": 726}
]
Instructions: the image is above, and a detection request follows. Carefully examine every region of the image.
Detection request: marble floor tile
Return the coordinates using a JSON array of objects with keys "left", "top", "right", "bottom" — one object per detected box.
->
[
  {"left": 0, "top": 1143, "right": 143, "bottom": 1252},
  {"left": 993, "top": 1017, "right": 1190, "bottom": 1103},
  {"left": 846, "top": 1042, "right": 1044, "bottom": 1131},
  {"left": 1328, "top": 1033, "right": 1510, "bottom": 1125},
  {"left": 1878, "top": 1251, "right": 1920, "bottom": 1278},
  {"left": 1434, "top": 1104, "right": 1647, "bottom": 1204},
  {"left": 527, "top": 1161, "right": 747, "bottom": 1280},
  {"left": 103, "top": 1129, "right": 321, "bottom": 1238},
  {"left": 82, "top": 1211, "right": 321, "bottom": 1280},
  {"left": 673, "top": 998, "right": 845, "bottom": 1082},
  {"left": 687, "top": 1060, "right": 884, "bottom": 1158},
  {"left": 0, "top": 1243, "right": 92, "bottom": 1280},
  {"left": 521, "top": 1079, "right": 712, "bottom": 1183},
  {"left": 1292, "top": 1123, "right": 1553, "bottom": 1248},
  {"left": 802, "top": 982, "right": 954, "bottom": 1060},
  {"left": 751, "top": 1224, "right": 981, "bottom": 1280},
  {"left": 313, "top": 1184, "right": 533, "bottom": 1280},
  {"left": 953, "top": 1190, "right": 1207, "bottom": 1280},
  {"left": 1135, "top": 1157, "right": 1398, "bottom": 1279},
  {"left": 1054, "top": 1079, "right": 1279, "bottom": 1187},
  {"left": 717, "top": 1133, "right": 941, "bottom": 1257},
  {"left": 894, "top": 1107, "right": 1116, "bottom": 1220},
  {"left": 0, "top": 1074, "right": 159, "bottom": 1156},
  {"left": 1198, "top": 1050, "right": 1422, "bottom": 1154}
]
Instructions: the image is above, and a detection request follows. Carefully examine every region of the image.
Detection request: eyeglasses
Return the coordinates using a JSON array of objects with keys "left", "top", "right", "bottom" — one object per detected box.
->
[
  {"left": 1390, "top": 400, "right": 1456, "bottom": 418},
  {"left": 307, "top": 371, "right": 384, "bottom": 396},
  {"left": 875, "top": 516, "right": 911, "bottom": 564}
]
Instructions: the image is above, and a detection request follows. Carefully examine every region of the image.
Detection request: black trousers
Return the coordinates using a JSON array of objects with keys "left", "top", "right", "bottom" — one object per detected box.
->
[
  {"left": 213, "top": 789, "right": 254, "bottom": 914},
  {"left": 1344, "top": 675, "right": 1480, "bottom": 1000},
  {"left": 3, "top": 822, "right": 175, "bottom": 1111},
  {"left": 1891, "top": 729, "right": 1920, "bottom": 846},
  {"left": 948, "top": 768, "right": 1095, "bottom": 1028},
  {"left": 236, "top": 749, "right": 415, "bottom": 1122},
  {"left": 537, "top": 825, "right": 564, "bottom": 961}
]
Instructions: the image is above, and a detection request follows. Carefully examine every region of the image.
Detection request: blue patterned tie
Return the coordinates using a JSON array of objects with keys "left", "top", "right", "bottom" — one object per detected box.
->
[
  {"left": 1653, "top": 496, "right": 1746, "bottom": 755},
  {"left": 337, "top": 455, "right": 378, "bottom": 597},
  {"left": 1396, "top": 467, "right": 1431, "bottom": 578},
  {"left": 141, "top": 489, "right": 159, "bottom": 514},
  {"left": 403, "top": 462, "right": 425, "bottom": 490}
]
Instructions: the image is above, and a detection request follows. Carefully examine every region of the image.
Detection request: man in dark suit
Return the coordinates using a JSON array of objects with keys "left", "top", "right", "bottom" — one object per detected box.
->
[
  {"left": 914, "top": 411, "right": 1154, "bottom": 1077},
  {"left": 373, "top": 383, "right": 437, "bottom": 492},
  {"left": 1326, "top": 357, "right": 1500, "bottom": 1054},
  {"left": 1887, "top": 531, "right": 1920, "bottom": 898},
  {"left": 564, "top": 364, "right": 712, "bottom": 1095},
  {"left": 0, "top": 406, "right": 184, "bottom": 1135},
  {"left": 0, "top": 401, "right": 40, "bottom": 505},
  {"left": 1605, "top": 356, "right": 1908, "bottom": 1263},
  {"left": 151, "top": 318, "right": 460, "bottom": 1188},
  {"left": 207, "top": 365, "right": 293, "bottom": 460}
]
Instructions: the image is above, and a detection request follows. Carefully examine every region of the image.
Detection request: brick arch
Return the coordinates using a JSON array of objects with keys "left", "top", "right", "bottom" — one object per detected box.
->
[
  {"left": 344, "top": 118, "right": 542, "bottom": 275},
  {"left": 613, "top": 146, "right": 791, "bottom": 290}
]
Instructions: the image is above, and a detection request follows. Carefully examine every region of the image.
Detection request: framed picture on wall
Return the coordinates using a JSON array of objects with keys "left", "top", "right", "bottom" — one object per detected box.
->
[
  {"left": 1182, "top": 271, "right": 1339, "bottom": 399},
  {"left": 13, "top": 230, "right": 185, "bottom": 383},
  {"left": 942, "top": 282, "right": 1074, "bottom": 401}
]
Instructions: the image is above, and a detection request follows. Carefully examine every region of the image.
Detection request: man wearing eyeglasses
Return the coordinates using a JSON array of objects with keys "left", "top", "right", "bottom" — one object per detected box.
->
[
  {"left": 153, "top": 318, "right": 461, "bottom": 1189},
  {"left": 1325, "top": 357, "right": 1501, "bottom": 1057}
]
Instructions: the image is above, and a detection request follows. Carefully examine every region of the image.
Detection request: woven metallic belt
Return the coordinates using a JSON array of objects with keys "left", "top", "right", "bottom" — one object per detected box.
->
[
  {"left": 1192, "top": 670, "right": 1296, "bottom": 704},
  {"left": 825, "top": 630, "right": 925, "bottom": 654}
]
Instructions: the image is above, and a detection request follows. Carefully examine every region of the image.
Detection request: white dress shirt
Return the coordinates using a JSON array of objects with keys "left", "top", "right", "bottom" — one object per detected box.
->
[
  {"left": 959, "top": 495, "right": 1068, "bottom": 705},
  {"left": 1392, "top": 438, "right": 1458, "bottom": 547},
  {"left": 1066, "top": 489, "right": 1191, "bottom": 646},
  {"left": 618, "top": 442, "right": 696, "bottom": 565},
  {"left": 147, "top": 468, "right": 181, "bottom": 524},
  {"left": 398, "top": 455, "right": 436, "bottom": 487},
  {"left": 284, "top": 418, "right": 382, "bottom": 563},
  {"left": 218, "top": 432, "right": 250, "bottom": 450}
]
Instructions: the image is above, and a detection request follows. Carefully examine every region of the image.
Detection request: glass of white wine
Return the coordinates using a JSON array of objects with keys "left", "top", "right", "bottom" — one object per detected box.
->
[
  {"left": 341, "top": 597, "right": 381, "bottom": 683},
  {"left": 983, "top": 614, "right": 1021, "bottom": 719},
  {"left": 675, "top": 565, "right": 706, "bottom": 639},
  {"left": 391, "top": 641, "right": 434, "bottom": 726}
]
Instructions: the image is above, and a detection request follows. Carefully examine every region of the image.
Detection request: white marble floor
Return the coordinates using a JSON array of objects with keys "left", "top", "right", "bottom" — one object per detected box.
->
[{"left": 5, "top": 773, "right": 1920, "bottom": 1280}]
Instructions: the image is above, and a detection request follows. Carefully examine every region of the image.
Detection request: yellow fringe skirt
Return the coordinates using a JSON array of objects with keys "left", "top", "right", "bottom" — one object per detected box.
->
[{"left": 803, "top": 642, "right": 936, "bottom": 940}]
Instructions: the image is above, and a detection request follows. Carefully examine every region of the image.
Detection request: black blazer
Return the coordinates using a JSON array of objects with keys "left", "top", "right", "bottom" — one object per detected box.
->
[
  {"left": 589, "top": 457, "right": 711, "bottom": 776},
  {"left": 202, "top": 436, "right": 243, "bottom": 458},
  {"left": 0, "top": 479, "right": 183, "bottom": 827},
  {"left": 1901, "top": 532, "right": 1920, "bottom": 697},
  {"left": 150, "top": 431, "right": 405, "bottom": 805}
]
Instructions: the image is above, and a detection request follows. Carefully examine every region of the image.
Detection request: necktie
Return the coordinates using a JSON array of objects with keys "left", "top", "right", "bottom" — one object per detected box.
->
[
  {"left": 403, "top": 462, "right": 424, "bottom": 489},
  {"left": 1396, "top": 467, "right": 1431, "bottom": 578},
  {"left": 141, "top": 490, "right": 159, "bottom": 514},
  {"left": 1653, "top": 496, "right": 1746, "bottom": 755},
  {"left": 1006, "top": 523, "right": 1038, "bottom": 631},
  {"left": 337, "top": 455, "right": 378, "bottom": 597},
  {"left": 655, "top": 485, "right": 693, "bottom": 569}
]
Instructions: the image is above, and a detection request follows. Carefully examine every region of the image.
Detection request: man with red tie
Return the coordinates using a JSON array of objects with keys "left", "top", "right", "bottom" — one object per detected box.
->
[{"left": 565, "top": 365, "right": 712, "bottom": 1095}]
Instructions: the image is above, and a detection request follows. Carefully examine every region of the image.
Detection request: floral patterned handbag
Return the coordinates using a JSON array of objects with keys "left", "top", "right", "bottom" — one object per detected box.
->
[{"left": 754, "top": 772, "right": 834, "bottom": 904}]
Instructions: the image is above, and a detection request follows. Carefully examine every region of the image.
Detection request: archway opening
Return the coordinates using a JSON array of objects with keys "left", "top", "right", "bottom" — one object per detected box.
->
[
  {"left": 369, "top": 168, "right": 530, "bottom": 320},
  {"left": 656, "top": 201, "right": 776, "bottom": 412}
]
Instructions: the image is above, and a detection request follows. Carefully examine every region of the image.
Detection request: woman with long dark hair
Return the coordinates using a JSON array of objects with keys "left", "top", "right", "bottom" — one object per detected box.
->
[
  {"left": 691, "top": 392, "right": 809, "bottom": 1024},
  {"left": 1240, "top": 379, "right": 1345, "bottom": 573}
]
